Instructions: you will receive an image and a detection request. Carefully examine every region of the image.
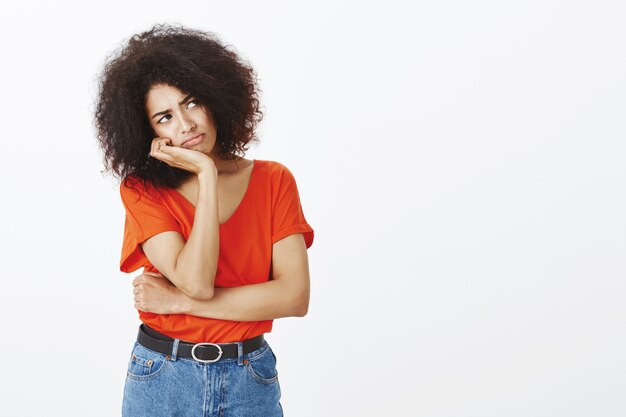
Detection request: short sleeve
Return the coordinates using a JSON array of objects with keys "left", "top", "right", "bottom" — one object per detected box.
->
[
  {"left": 271, "top": 165, "right": 314, "bottom": 248},
  {"left": 119, "top": 177, "right": 182, "bottom": 272}
]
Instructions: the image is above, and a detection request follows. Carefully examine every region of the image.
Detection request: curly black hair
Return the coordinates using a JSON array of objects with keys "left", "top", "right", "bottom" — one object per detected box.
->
[{"left": 94, "top": 23, "right": 263, "bottom": 189}]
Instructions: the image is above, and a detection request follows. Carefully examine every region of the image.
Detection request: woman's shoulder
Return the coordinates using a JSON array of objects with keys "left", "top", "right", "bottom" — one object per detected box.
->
[
  {"left": 252, "top": 160, "right": 305, "bottom": 197},
  {"left": 254, "top": 159, "right": 295, "bottom": 177}
]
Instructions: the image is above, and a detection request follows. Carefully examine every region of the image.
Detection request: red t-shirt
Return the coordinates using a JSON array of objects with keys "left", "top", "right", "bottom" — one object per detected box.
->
[{"left": 119, "top": 159, "right": 314, "bottom": 343}]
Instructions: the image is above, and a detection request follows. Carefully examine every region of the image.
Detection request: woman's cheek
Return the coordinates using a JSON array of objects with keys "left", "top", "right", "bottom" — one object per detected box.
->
[{"left": 154, "top": 127, "right": 175, "bottom": 138}]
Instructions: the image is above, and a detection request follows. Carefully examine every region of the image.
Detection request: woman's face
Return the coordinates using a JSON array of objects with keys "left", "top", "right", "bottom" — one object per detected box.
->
[{"left": 145, "top": 83, "right": 218, "bottom": 155}]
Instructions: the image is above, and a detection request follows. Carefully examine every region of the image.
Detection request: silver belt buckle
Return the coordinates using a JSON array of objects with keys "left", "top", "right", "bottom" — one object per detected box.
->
[{"left": 191, "top": 342, "right": 223, "bottom": 363}]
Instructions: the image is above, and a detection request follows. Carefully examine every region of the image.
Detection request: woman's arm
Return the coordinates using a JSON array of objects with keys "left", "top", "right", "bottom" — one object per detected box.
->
[
  {"left": 185, "top": 233, "right": 310, "bottom": 321},
  {"left": 133, "top": 233, "right": 310, "bottom": 320},
  {"left": 139, "top": 139, "right": 220, "bottom": 300}
]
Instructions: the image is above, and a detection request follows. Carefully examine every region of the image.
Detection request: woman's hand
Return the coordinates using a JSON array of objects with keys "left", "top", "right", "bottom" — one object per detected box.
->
[
  {"left": 132, "top": 272, "right": 189, "bottom": 314},
  {"left": 149, "top": 137, "right": 216, "bottom": 176}
]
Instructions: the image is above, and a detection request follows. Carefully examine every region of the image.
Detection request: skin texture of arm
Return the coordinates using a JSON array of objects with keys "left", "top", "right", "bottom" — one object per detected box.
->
[{"left": 133, "top": 233, "right": 310, "bottom": 320}]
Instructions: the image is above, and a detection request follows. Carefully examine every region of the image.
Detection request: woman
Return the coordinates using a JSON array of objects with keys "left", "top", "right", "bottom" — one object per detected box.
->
[{"left": 94, "top": 23, "right": 314, "bottom": 416}]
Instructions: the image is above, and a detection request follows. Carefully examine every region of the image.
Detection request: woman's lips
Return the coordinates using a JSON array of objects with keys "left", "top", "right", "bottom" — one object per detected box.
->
[{"left": 181, "top": 134, "right": 204, "bottom": 148}]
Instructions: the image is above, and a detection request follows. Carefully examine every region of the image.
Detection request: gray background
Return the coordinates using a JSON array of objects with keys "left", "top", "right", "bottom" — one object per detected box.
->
[{"left": 0, "top": 0, "right": 624, "bottom": 416}]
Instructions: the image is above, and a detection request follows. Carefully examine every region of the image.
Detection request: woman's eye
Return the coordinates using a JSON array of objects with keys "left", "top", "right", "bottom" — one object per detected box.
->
[
  {"left": 187, "top": 99, "right": 199, "bottom": 109},
  {"left": 157, "top": 114, "right": 171, "bottom": 124}
]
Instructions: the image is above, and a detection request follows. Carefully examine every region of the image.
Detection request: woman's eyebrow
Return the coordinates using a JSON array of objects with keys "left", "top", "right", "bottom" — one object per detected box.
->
[{"left": 151, "top": 94, "right": 194, "bottom": 119}]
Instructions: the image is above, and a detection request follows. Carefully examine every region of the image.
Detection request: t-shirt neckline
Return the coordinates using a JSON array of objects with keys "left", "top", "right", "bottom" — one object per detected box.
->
[{"left": 167, "top": 159, "right": 257, "bottom": 227}]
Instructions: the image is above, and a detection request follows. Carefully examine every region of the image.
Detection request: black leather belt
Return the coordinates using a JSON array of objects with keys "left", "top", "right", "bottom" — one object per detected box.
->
[{"left": 137, "top": 323, "right": 265, "bottom": 363}]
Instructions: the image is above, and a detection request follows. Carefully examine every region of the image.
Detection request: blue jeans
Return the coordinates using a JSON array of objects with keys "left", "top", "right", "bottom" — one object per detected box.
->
[{"left": 122, "top": 335, "right": 283, "bottom": 417}]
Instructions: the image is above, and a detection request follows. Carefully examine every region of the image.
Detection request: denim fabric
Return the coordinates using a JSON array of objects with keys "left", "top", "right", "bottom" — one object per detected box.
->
[{"left": 122, "top": 337, "right": 282, "bottom": 417}]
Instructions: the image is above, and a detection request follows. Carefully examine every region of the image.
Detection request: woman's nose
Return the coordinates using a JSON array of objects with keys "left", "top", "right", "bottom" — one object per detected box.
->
[{"left": 179, "top": 115, "right": 196, "bottom": 134}]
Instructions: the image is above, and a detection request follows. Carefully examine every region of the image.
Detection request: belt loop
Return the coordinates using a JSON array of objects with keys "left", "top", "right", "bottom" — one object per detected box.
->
[
  {"left": 171, "top": 338, "right": 180, "bottom": 361},
  {"left": 236, "top": 342, "right": 244, "bottom": 365}
]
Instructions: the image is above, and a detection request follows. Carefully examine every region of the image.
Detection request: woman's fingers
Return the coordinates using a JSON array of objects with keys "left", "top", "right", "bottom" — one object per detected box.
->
[
  {"left": 148, "top": 136, "right": 212, "bottom": 174},
  {"left": 150, "top": 140, "right": 160, "bottom": 158},
  {"left": 152, "top": 148, "right": 176, "bottom": 163},
  {"left": 150, "top": 140, "right": 182, "bottom": 168},
  {"left": 152, "top": 145, "right": 190, "bottom": 169},
  {"left": 150, "top": 137, "right": 172, "bottom": 158}
]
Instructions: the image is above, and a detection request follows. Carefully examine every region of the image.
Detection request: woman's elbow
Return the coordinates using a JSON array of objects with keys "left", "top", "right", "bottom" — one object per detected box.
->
[
  {"left": 179, "top": 272, "right": 216, "bottom": 300},
  {"left": 184, "top": 286, "right": 214, "bottom": 301},
  {"left": 291, "top": 293, "right": 309, "bottom": 317},
  {"left": 293, "top": 304, "right": 308, "bottom": 317}
]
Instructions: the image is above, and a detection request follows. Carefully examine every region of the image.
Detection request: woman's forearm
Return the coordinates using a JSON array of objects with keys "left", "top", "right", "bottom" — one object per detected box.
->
[
  {"left": 173, "top": 170, "right": 219, "bottom": 299},
  {"left": 180, "top": 279, "right": 309, "bottom": 322}
]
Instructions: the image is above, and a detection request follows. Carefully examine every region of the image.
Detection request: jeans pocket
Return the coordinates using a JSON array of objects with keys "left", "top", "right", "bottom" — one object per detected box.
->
[
  {"left": 245, "top": 344, "right": 279, "bottom": 384},
  {"left": 126, "top": 342, "right": 169, "bottom": 381}
]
